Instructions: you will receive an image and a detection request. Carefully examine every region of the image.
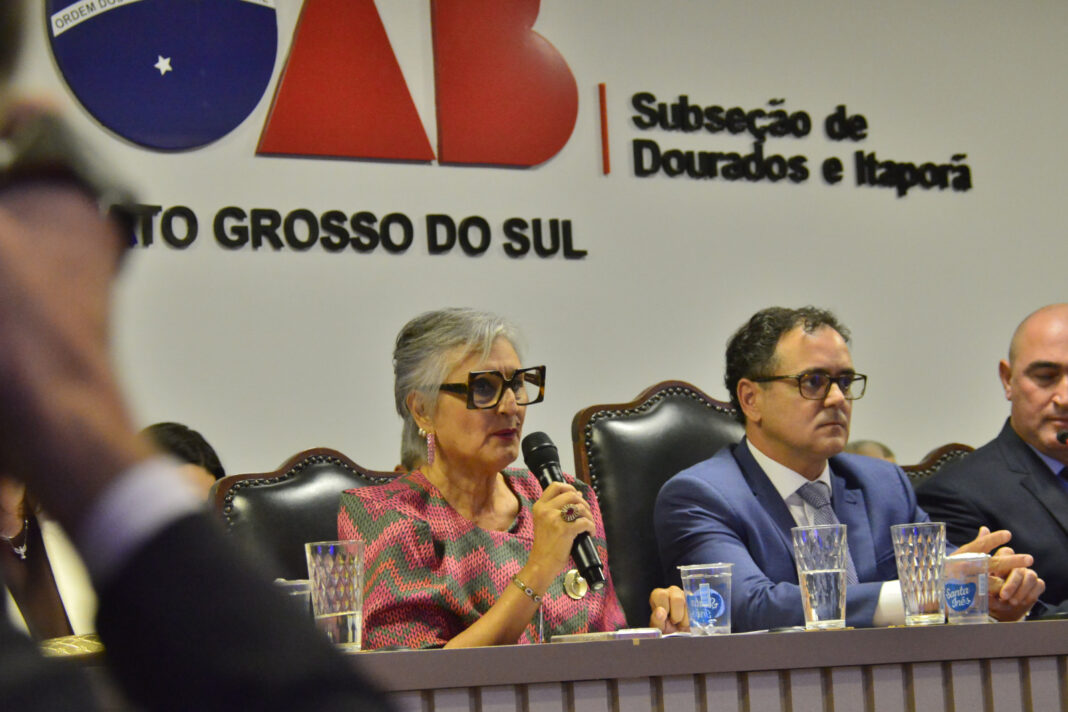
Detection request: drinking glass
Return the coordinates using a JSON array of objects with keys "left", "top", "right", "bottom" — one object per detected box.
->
[
  {"left": 305, "top": 539, "right": 364, "bottom": 649},
  {"left": 791, "top": 524, "right": 848, "bottom": 630},
  {"left": 891, "top": 522, "right": 946, "bottom": 626},
  {"left": 679, "top": 563, "right": 732, "bottom": 634},
  {"left": 943, "top": 552, "right": 990, "bottom": 624}
]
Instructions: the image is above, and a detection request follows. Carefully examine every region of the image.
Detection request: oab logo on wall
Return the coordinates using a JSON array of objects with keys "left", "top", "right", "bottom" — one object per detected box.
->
[{"left": 47, "top": 0, "right": 579, "bottom": 167}]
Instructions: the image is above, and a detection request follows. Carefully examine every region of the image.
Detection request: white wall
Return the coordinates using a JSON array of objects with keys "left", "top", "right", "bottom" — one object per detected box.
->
[{"left": 11, "top": 1, "right": 1068, "bottom": 474}]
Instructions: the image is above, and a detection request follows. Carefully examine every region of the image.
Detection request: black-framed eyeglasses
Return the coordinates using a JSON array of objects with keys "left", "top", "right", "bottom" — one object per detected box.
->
[
  {"left": 439, "top": 365, "right": 546, "bottom": 409},
  {"left": 751, "top": 371, "right": 867, "bottom": 400}
]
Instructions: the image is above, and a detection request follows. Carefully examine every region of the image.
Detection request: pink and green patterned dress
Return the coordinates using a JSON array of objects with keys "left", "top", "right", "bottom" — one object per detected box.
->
[{"left": 338, "top": 468, "right": 627, "bottom": 649}]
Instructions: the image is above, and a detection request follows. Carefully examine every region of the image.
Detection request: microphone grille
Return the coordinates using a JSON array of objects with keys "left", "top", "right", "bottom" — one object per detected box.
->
[{"left": 521, "top": 431, "right": 558, "bottom": 469}]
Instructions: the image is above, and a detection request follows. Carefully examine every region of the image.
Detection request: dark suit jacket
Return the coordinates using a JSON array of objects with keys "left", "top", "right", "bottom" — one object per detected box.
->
[
  {"left": 655, "top": 439, "right": 928, "bottom": 632},
  {"left": 917, "top": 419, "right": 1068, "bottom": 613},
  {"left": 1, "top": 514, "right": 390, "bottom": 712}
]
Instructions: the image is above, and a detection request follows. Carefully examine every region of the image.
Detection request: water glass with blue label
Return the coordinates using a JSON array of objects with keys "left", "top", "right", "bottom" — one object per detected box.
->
[
  {"left": 943, "top": 553, "right": 989, "bottom": 624},
  {"left": 679, "top": 563, "right": 732, "bottom": 635}
]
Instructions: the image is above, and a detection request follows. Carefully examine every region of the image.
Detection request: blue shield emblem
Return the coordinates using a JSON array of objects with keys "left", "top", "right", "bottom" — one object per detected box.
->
[{"left": 48, "top": 0, "right": 277, "bottom": 150}]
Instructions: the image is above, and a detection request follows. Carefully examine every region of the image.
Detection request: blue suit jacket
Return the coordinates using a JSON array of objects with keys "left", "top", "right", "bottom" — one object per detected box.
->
[{"left": 654, "top": 439, "right": 929, "bottom": 631}]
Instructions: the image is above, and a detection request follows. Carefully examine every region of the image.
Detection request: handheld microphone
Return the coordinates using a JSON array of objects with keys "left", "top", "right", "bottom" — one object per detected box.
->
[
  {"left": 522, "top": 431, "right": 606, "bottom": 591},
  {"left": 1058, "top": 431, "right": 1068, "bottom": 445}
]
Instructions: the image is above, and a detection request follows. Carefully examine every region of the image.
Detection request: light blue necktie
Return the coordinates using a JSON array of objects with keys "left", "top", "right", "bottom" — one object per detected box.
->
[{"left": 797, "top": 481, "right": 860, "bottom": 585}]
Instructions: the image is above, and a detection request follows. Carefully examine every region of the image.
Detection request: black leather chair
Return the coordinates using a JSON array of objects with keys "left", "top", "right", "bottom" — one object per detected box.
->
[
  {"left": 211, "top": 448, "right": 396, "bottom": 581},
  {"left": 901, "top": 442, "right": 974, "bottom": 490},
  {"left": 571, "top": 380, "right": 744, "bottom": 627}
]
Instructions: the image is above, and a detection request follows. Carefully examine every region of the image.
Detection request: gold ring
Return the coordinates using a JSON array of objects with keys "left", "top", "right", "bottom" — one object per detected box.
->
[{"left": 560, "top": 504, "right": 580, "bottom": 523}]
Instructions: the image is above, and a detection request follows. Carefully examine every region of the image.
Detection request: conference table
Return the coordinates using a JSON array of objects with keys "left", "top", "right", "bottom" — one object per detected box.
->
[
  {"left": 72, "top": 618, "right": 1066, "bottom": 710},
  {"left": 355, "top": 619, "right": 1068, "bottom": 712}
]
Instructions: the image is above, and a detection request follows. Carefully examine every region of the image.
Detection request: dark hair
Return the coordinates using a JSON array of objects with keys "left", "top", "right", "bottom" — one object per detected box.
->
[
  {"left": 724, "top": 306, "right": 850, "bottom": 423},
  {"left": 142, "top": 422, "right": 226, "bottom": 480},
  {"left": 0, "top": 1, "right": 23, "bottom": 84}
]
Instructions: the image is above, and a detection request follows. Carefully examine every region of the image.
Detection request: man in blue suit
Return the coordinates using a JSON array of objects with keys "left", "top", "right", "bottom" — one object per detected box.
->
[{"left": 655, "top": 306, "right": 1044, "bottom": 631}]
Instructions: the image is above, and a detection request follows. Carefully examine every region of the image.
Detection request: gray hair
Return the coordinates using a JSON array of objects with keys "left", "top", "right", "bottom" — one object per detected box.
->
[{"left": 394, "top": 308, "right": 524, "bottom": 470}]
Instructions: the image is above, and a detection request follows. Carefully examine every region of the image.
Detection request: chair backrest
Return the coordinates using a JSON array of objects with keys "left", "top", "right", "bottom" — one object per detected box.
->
[
  {"left": 212, "top": 448, "right": 396, "bottom": 581},
  {"left": 571, "top": 380, "right": 744, "bottom": 627},
  {"left": 901, "top": 442, "right": 974, "bottom": 490}
]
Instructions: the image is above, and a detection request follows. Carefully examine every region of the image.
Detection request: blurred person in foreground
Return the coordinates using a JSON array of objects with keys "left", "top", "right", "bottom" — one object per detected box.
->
[
  {"left": 2, "top": 423, "right": 223, "bottom": 638},
  {"left": 918, "top": 304, "right": 1068, "bottom": 616},
  {"left": 655, "top": 306, "right": 1044, "bottom": 631},
  {"left": 339, "top": 308, "right": 687, "bottom": 648},
  {"left": 0, "top": 3, "right": 388, "bottom": 709}
]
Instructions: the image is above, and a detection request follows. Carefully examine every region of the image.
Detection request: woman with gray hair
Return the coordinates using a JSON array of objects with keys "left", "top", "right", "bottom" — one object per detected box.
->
[{"left": 339, "top": 308, "right": 686, "bottom": 649}]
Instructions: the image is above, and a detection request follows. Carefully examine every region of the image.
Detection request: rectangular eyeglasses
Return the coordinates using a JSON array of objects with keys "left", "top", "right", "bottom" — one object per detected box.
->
[
  {"left": 439, "top": 365, "right": 546, "bottom": 409},
  {"left": 750, "top": 371, "right": 867, "bottom": 400}
]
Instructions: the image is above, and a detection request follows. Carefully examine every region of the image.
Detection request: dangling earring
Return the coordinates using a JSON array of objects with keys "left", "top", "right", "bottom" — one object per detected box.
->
[{"left": 418, "top": 428, "right": 435, "bottom": 467}]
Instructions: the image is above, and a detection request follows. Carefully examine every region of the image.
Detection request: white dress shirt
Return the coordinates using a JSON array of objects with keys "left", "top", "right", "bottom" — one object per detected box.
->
[{"left": 747, "top": 441, "right": 904, "bottom": 627}]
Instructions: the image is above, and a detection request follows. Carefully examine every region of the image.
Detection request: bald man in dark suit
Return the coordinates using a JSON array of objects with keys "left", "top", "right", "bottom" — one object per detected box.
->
[{"left": 918, "top": 304, "right": 1068, "bottom": 617}]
